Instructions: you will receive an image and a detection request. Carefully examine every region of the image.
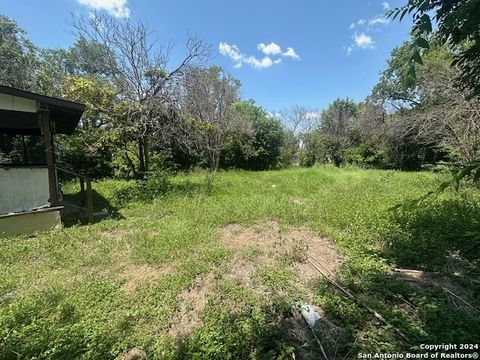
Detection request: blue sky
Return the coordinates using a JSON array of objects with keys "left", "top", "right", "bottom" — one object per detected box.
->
[{"left": 1, "top": 0, "right": 412, "bottom": 112}]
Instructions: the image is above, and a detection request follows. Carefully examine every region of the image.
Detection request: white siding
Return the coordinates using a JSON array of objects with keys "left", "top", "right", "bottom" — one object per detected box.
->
[
  {"left": 0, "top": 94, "right": 38, "bottom": 113},
  {"left": 0, "top": 167, "right": 50, "bottom": 214}
]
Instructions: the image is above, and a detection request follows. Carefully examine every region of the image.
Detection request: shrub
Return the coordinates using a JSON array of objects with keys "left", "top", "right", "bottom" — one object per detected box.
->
[
  {"left": 221, "top": 102, "right": 284, "bottom": 170},
  {"left": 56, "top": 127, "right": 115, "bottom": 179},
  {"left": 300, "top": 132, "right": 345, "bottom": 167},
  {"left": 113, "top": 170, "right": 171, "bottom": 205},
  {"left": 345, "top": 144, "right": 388, "bottom": 169}
]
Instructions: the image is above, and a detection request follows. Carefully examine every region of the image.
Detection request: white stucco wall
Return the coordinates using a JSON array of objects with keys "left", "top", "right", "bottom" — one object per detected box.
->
[{"left": 0, "top": 167, "right": 50, "bottom": 214}]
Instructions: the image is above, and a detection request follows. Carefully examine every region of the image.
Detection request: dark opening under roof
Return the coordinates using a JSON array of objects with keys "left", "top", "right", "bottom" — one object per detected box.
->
[{"left": 0, "top": 85, "right": 86, "bottom": 135}]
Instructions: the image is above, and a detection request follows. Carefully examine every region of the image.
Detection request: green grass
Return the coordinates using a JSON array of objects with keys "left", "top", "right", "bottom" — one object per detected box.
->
[{"left": 1, "top": 166, "right": 479, "bottom": 359}]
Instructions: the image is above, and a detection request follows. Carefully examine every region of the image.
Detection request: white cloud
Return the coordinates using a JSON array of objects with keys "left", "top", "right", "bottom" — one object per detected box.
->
[
  {"left": 346, "top": 9, "right": 389, "bottom": 54},
  {"left": 349, "top": 14, "right": 389, "bottom": 31},
  {"left": 219, "top": 42, "right": 299, "bottom": 69},
  {"left": 219, "top": 42, "right": 274, "bottom": 69},
  {"left": 77, "top": 0, "right": 130, "bottom": 17},
  {"left": 354, "top": 33, "right": 375, "bottom": 49},
  {"left": 369, "top": 16, "right": 389, "bottom": 26},
  {"left": 257, "top": 42, "right": 282, "bottom": 55},
  {"left": 283, "top": 47, "right": 300, "bottom": 60},
  {"left": 258, "top": 42, "right": 300, "bottom": 60},
  {"left": 382, "top": 1, "right": 391, "bottom": 10},
  {"left": 219, "top": 42, "right": 243, "bottom": 62},
  {"left": 245, "top": 56, "right": 274, "bottom": 69},
  {"left": 349, "top": 18, "right": 367, "bottom": 30}
]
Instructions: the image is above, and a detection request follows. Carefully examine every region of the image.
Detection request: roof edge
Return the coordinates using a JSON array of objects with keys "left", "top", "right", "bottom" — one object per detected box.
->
[{"left": 0, "top": 85, "right": 86, "bottom": 112}]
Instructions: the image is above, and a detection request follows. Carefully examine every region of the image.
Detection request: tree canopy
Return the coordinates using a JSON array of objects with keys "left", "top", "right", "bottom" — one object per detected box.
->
[{"left": 390, "top": 0, "right": 480, "bottom": 97}]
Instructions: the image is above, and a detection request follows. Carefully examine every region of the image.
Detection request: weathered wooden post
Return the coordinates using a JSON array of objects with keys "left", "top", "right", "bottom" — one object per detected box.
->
[
  {"left": 39, "top": 108, "right": 58, "bottom": 206},
  {"left": 86, "top": 179, "right": 94, "bottom": 224},
  {"left": 80, "top": 178, "right": 85, "bottom": 205}
]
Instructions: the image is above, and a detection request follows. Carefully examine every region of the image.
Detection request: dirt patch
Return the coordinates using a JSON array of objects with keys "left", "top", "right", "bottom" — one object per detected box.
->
[
  {"left": 220, "top": 221, "right": 283, "bottom": 252},
  {"left": 167, "top": 221, "right": 344, "bottom": 339},
  {"left": 223, "top": 256, "right": 257, "bottom": 287},
  {"left": 169, "top": 273, "right": 215, "bottom": 337},
  {"left": 98, "top": 248, "right": 172, "bottom": 293},
  {"left": 445, "top": 250, "right": 479, "bottom": 277},
  {"left": 221, "top": 221, "right": 344, "bottom": 286},
  {"left": 116, "top": 347, "right": 146, "bottom": 360},
  {"left": 118, "top": 262, "right": 171, "bottom": 293},
  {"left": 279, "top": 311, "right": 312, "bottom": 344}
]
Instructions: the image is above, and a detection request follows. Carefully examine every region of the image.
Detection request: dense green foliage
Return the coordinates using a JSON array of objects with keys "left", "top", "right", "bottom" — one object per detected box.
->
[
  {"left": 0, "top": 15, "right": 37, "bottom": 89},
  {"left": 0, "top": 16, "right": 287, "bottom": 176},
  {"left": 1, "top": 12, "right": 479, "bottom": 176},
  {"left": 301, "top": 40, "right": 479, "bottom": 172},
  {"left": 390, "top": 0, "right": 480, "bottom": 97},
  {"left": 221, "top": 102, "right": 284, "bottom": 170},
  {"left": 1, "top": 167, "right": 479, "bottom": 358}
]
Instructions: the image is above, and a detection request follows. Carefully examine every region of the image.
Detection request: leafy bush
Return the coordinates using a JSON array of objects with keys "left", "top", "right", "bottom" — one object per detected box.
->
[
  {"left": 221, "top": 102, "right": 284, "bottom": 170},
  {"left": 112, "top": 170, "right": 171, "bottom": 205},
  {"left": 301, "top": 132, "right": 345, "bottom": 167},
  {"left": 111, "top": 171, "right": 216, "bottom": 206},
  {"left": 56, "top": 127, "right": 115, "bottom": 179},
  {"left": 345, "top": 144, "right": 388, "bottom": 169}
]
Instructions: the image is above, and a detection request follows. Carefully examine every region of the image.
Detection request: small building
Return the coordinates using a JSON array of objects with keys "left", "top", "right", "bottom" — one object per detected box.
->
[{"left": 0, "top": 85, "right": 90, "bottom": 236}]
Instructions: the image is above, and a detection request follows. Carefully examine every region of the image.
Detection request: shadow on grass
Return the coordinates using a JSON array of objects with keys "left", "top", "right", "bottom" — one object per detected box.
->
[
  {"left": 62, "top": 188, "right": 123, "bottom": 222},
  {"left": 383, "top": 196, "right": 480, "bottom": 273},
  {"left": 310, "top": 275, "right": 480, "bottom": 355},
  {"left": 171, "top": 302, "right": 329, "bottom": 360},
  {"left": 112, "top": 175, "right": 215, "bottom": 207},
  {"left": 312, "top": 195, "right": 480, "bottom": 353}
]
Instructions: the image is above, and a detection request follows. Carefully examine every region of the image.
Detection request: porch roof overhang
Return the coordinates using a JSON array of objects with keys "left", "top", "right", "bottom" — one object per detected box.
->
[{"left": 0, "top": 85, "right": 86, "bottom": 135}]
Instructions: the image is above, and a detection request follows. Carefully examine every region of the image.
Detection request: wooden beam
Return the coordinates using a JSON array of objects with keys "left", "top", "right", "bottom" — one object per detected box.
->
[
  {"left": 39, "top": 109, "right": 58, "bottom": 206},
  {"left": 80, "top": 178, "right": 85, "bottom": 206},
  {"left": 86, "top": 180, "right": 94, "bottom": 224}
]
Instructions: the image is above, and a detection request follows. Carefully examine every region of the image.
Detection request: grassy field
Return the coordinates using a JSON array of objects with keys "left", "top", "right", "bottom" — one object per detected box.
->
[{"left": 1, "top": 166, "right": 479, "bottom": 359}]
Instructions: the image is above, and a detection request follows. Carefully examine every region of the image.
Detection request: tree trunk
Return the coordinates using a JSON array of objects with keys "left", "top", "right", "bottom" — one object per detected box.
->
[
  {"left": 137, "top": 136, "right": 151, "bottom": 178},
  {"left": 213, "top": 151, "right": 220, "bottom": 171},
  {"left": 144, "top": 136, "right": 150, "bottom": 173},
  {"left": 138, "top": 137, "right": 146, "bottom": 178},
  {"left": 208, "top": 150, "right": 220, "bottom": 171},
  {"left": 124, "top": 151, "right": 138, "bottom": 179}
]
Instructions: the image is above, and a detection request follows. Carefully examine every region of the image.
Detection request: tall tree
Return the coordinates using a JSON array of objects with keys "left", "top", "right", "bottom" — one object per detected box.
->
[
  {"left": 390, "top": 0, "right": 480, "bottom": 97},
  {"left": 73, "top": 13, "right": 210, "bottom": 177},
  {"left": 320, "top": 98, "right": 358, "bottom": 142},
  {"left": 222, "top": 101, "right": 284, "bottom": 170},
  {"left": 277, "top": 106, "right": 321, "bottom": 166},
  {"left": 0, "top": 16, "right": 38, "bottom": 89},
  {"left": 373, "top": 39, "right": 480, "bottom": 166},
  {"left": 182, "top": 66, "right": 246, "bottom": 171},
  {"left": 301, "top": 99, "right": 359, "bottom": 167}
]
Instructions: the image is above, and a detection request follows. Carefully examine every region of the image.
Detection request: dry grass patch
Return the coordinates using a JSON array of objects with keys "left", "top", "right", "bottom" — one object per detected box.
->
[
  {"left": 169, "top": 273, "right": 215, "bottom": 337},
  {"left": 118, "top": 263, "right": 172, "bottom": 293},
  {"left": 96, "top": 247, "right": 173, "bottom": 293},
  {"left": 100, "top": 229, "right": 132, "bottom": 241},
  {"left": 117, "top": 347, "right": 147, "bottom": 360},
  {"left": 221, "top": 220, "right": 345, "bottom": 286},
  {"left": 164, "top": 221, "right": 345, "bottom": 340}
]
